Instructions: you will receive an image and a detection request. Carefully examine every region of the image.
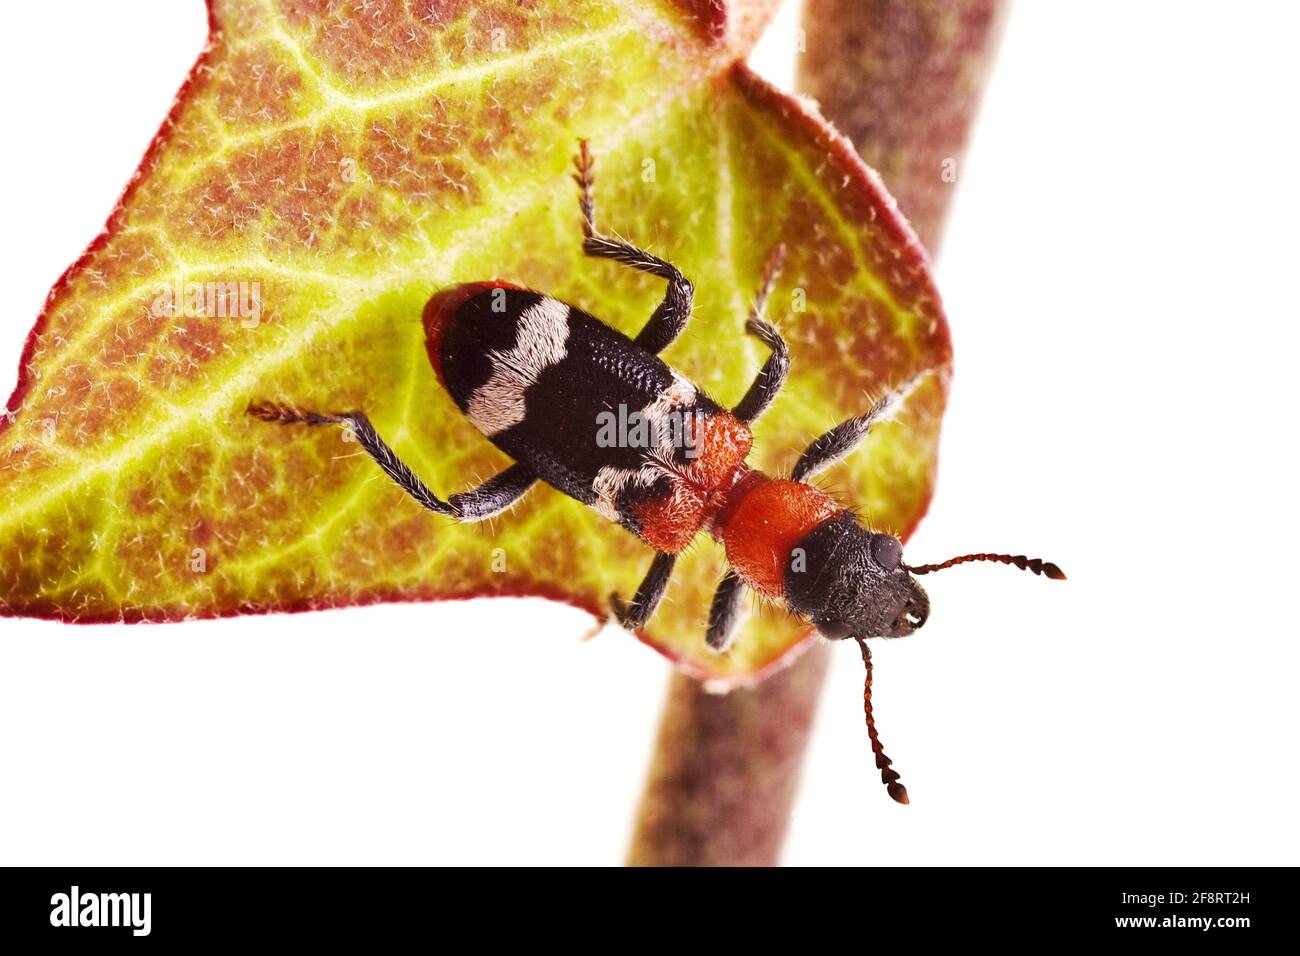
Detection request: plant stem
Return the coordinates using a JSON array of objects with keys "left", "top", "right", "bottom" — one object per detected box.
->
[
  {"left": 626, "top": 0, "right": 1007, "bottom": 867},
  {"left": 799, "top": 0, "right": 1007, "bottom": 253}
]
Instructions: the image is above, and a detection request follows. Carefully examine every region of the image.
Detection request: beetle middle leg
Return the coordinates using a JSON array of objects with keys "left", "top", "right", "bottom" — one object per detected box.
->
[
  {"left": 732, "top": 244, "right": 790, "bottom": 424},
  {"left": 248, "top": 402, "right": 535, "bottom": 521},
  {"left": 573, "top": 140, "right": 694, "bottom": 356},
  {"left": 705, "top": 570, "right": 747, "bottom": 652},
  {"left": 610, "top": 551, "right": 676, "bottom": 630}
]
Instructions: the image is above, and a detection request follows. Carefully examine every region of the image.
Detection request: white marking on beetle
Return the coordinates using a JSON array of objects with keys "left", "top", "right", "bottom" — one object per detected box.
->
[
  {"left": 466, "top": 297, "right": 570, "bottom": 435},
  {"left": 590, "top": 372, "right": 698, "bottom": 520}
]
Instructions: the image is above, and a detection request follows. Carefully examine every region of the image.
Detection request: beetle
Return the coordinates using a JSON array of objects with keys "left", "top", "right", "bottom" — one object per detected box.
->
[{"left": 249, "top": 141, "right": 1064, "bottom": 803}]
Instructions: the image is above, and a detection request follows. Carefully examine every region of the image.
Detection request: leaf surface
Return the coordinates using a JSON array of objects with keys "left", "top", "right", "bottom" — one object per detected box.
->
[{"left": 0, "top": 0, "right": 950, "bottom": 683}]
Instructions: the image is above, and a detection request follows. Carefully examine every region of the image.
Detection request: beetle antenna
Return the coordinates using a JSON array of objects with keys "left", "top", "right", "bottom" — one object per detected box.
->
[
  {"left": 905, "top": 552, "right": 1066, "bottom": 580},
  {"left": 857, "top": 638, "right": 908, "bottom": 804}
]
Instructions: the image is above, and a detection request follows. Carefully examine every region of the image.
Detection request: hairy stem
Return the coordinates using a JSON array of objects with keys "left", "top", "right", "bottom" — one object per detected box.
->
[
  {"left": 799, "top": 0, "right": 1007, "bottom": 253},
  {"left": 626, "top": 0, "right": 1006, "bottom": 867}
]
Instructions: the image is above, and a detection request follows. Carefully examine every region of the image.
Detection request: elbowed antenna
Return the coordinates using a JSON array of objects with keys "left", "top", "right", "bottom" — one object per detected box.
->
[
  {"left": 905, "top": 552, "right": 1066, "bottom": 580},
  {"left": 857, "top": 638, "right": 908, "bottom": 804}
]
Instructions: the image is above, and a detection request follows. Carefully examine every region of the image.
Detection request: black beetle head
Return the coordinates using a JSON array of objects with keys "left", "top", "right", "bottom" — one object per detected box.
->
[{"left": 784, "top": 512, "right": 929, "bottom": 640}]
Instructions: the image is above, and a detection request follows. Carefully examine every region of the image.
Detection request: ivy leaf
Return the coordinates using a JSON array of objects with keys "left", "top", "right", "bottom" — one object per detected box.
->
[{"left": 0, "top": 0, "right": 950, "bottom": 684}]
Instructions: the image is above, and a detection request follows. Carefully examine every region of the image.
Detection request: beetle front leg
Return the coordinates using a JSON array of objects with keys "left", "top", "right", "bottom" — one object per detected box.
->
[
  {"left": 791, "top": 387, "right": 909, "bottom": 483},
  {"left": 573, "top": 140, "right": 694, "bottom": 355},
  {"left": 248, "top": 402, "right": 535, "bottom": 521},
  {"left": 610, "top": 551, "right": 676, "bottom": 630}
]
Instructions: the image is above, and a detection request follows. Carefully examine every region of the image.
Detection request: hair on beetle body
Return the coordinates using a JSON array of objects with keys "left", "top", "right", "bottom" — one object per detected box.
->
[{"left": 249, "top": 139, "right": 1065, "bottom": 804}]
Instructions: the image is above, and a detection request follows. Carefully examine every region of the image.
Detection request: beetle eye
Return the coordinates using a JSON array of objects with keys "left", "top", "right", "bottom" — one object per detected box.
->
[
  {"left": 815, "top": 617, "right": 852, "bottom": 640},
  {"left": 871, "top": 534, "right": 902, "bottom": 570}
]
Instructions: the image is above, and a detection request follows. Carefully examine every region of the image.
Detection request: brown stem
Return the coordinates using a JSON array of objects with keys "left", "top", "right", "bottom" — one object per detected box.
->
[
  {"left": 798, "top": 0, "right": 1008, "bottom": 254},
  {"left": 626, "top": 0, "right": 1007, "bottom": 867},
  {"left": 627, "top": 646, "right": 829, "bottom": 866}
]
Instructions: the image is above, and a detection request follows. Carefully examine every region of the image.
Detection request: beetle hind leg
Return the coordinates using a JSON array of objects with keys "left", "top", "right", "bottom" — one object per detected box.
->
[
  {"left": 248, "top": 402, "right": 535, "bottom": 521},
  {"left": 447, "top": 462, "right": 537, "bottom": 521}
]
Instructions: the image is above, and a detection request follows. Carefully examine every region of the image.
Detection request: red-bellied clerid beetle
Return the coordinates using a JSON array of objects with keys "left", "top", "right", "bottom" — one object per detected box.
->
[{"left": 249, "top": 140, "right": 1064, "bottom": 804}]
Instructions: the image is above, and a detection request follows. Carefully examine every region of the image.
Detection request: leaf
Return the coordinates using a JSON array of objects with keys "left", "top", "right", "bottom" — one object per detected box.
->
[{"left": 0, "top": 0, "right": 950, "bottom": 684}]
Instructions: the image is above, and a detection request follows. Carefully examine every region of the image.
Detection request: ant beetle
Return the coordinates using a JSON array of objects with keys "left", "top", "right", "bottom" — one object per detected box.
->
[{"left": 250, "top": 140, "right": 1064, "bottom": 804}]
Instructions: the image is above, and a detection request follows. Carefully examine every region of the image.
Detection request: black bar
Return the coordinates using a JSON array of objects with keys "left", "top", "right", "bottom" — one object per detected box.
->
[{"left": 0, "top": 866, "right": 1285, "bottom": 944}]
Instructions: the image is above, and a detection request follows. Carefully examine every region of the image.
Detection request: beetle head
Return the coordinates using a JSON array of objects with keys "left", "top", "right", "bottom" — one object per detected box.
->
[
  {"left": 784, "top": 512, "right": 929, "bottom": 641},
  {"left": 784, "top": 511, "right": 1065, "bottom": 805}
]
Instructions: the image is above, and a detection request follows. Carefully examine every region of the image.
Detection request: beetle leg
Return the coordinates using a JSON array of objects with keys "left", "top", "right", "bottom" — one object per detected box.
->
[
  {"left": 447, "top": 462, "right": 537, "bottom": 520},
  {"left": 705, "top": 570, "right": 748, "bottom": 652},
  {"left": 731, "top": 249, "right": 792, "bottom": 426},
  {"left": 791, "top": 389, "right": 907, "bottom": 483},
  {"left": 247, "top": 403, "right": 535, "bottom": 521},
  {"left": 573, "top": 140, "right": 694, "bottom": 355},
  {"left": 610, "top": 551, "right": 677, "bottom": 630}
]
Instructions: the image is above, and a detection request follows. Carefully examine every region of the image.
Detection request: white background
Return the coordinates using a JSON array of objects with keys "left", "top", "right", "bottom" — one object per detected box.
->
[{"left": 1, "top": 1, "right": 1297, "bottom": 865}]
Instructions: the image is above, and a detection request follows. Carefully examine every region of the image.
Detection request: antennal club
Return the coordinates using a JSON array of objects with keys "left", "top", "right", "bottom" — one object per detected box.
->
[
  {"left": 905, "top": 552, "right": 1066, "bottom": 580},
  {"left": 857, "top": 638, "right": 908, "bottom": 804}
]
